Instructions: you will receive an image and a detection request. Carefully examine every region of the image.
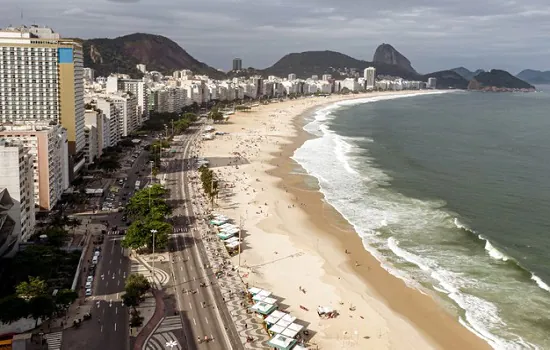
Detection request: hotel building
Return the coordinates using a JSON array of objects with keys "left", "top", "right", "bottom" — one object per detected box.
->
[
  {"left": 0, "top": 25, "right": 85, "bottom": 179},
  {"left": 364, "top": 67, "right": 376, "bottom": 90}
]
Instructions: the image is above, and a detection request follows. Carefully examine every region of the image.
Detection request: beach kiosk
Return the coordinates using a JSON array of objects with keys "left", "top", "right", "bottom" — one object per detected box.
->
[
  {"left": 217, "top": 231, "right": 235, "bottom": 240},
  {"left": 250, "top": 301, "right": 278, "bottom": 316},
  {"left": 252, "top": 289, "right": 272, "bottom": 301},
  {"left": 316, "top": 306, "right": 337, "bottom": 319},
  {"left": 267, "top": 334, "right": 298, "bottom": 350}
]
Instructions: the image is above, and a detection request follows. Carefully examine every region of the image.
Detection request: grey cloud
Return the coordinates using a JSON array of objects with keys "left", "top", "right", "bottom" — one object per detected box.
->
[{"left": 2, "top": 0, "right": 550, "bottom": 73}]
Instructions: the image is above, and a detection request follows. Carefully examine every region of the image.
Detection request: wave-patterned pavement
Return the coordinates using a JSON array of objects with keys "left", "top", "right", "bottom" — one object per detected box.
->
[{"left": 190, "top": 179, "right": 270, "bottom": 349}]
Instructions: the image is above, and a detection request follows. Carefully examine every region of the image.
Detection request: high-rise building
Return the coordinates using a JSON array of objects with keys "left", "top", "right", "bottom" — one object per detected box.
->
[
  {"left": 0, "top": 123, "right": 69, "bottom": 211},
  {"left": 364, "top": 67, "right": 376, "bottom": 90},
  {"left": 427, "top": 77, "right": 437, "bottom": 89},
  {"left": 288, "top": 73, "right": 297, "bottom": 81},
  {"left": 0, "top": 25, "right": 86, "bottom": 179},
  {"left": 0, "top": 140, "right": 36, "bottom": 256},
  {"left": 322, "top": 74, "right": 332, "bottom": 81},
  {"left": 232, "top": 58, "right": 242, "bottom": 71}
]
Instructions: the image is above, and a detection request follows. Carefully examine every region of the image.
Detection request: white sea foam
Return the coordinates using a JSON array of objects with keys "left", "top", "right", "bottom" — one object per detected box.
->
[
  {"left": 292, "top": 91, "right": 538, "bottom": 350},
  {"left": 531, "top": 274, "right": 550, "bottom": 292}
]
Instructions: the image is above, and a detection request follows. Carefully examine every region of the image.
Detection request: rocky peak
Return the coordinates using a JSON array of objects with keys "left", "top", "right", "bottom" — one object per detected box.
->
[{"left": 373, "top": 43, "right": 416, "bottom": 74}]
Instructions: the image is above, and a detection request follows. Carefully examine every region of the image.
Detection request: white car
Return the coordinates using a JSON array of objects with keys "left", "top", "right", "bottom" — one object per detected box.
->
[
  {"left": 85, "top": 288, "right": 92, "bottom": 296},
  {"left": 94, "top": 251, "right": 100, "bottom": 257},
  {"left": 87, "top": 276, "right": 93, "bottom": 283},
  {"left": 85, "top": 281, "right": 92, "bottom": 289}
]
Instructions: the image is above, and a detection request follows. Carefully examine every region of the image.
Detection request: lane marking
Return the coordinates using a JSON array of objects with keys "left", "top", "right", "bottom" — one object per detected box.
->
[
  {"left": 115, "top": 307, "right": 118, "bottom": 314},
  {"left": 114, "top": 323, "right": 117, "bottom": 331},
  {"left": 100, "top": 325, "right": 103, "bottom": 332},
  {"left": 205, "top": 317, "right": 209, "bottom": 324},
  {"left": 116, "top": 292, "right": 119, "bottom": 299}
]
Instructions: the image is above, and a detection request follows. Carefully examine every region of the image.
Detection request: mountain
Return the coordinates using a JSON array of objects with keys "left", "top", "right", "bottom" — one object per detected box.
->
[
  {"left": 422, "top": 70, "right": 469, "bottom": 89},
  {"left": 373, "top": 43, "right": 417, "bottom": 74},
  {"left": 469, "top": 69, "right": 535, "bottom": 90},
  {"left": 262, "top": 50, "right": 419, "bottom": 80},
  {"left": 451, "top": 67, "right": 485, "bottom": 81},
  {"left": 82, "top": 33, "right": 224, "bottom": 78},
  {"left": 516, "top": 69, "right": 550, "bottom": 84}
]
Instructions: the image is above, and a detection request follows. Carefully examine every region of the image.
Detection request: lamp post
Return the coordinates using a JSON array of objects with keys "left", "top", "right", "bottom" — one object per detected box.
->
[
  {"left": 151, "top": 229, "right": 157, "bottom": 286},
  {"left": 150, "top": 160, "right": 154, "bottom": 185}
]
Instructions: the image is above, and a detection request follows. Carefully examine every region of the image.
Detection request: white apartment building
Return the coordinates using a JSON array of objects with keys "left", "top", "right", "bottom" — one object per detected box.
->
[
  {"left": 364, "top": 67, "right": 376, "bottom": 90},
  {"left": 427, "top": 77, "right": 437, "bottom": 89},
  {"left": 0, "top": 141, "right": 36, "bottom": 256},
  {"left": 110, "top": 93, "right": 138, "bottom": 137},
  {"left": 95, "top": 97, "right": 120, "bottom": 147},
  {"left": 0, "top": 123, "right": 69, "bottom": 211},
  {"left": 83, "top": 125, "right": 98, "bottom": 165},
  {"left": 288, "top": 73, "right": 297, "bottom": 81},
  {"left": 322, "top": 74, "right": 332, "bottom": 81},
  {"left": 0, "top": 25, "right": 86, "bottom": 179}
]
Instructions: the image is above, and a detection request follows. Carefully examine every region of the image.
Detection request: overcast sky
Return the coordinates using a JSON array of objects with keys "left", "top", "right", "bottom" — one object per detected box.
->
[{"left": 3, "top": 0, "right": 550, "bottom": 74}]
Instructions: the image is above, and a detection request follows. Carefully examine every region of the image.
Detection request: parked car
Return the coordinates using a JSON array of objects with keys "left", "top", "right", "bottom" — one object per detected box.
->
[
  {"left": 85, "top": 281, "right": 92, "bottom": 289},
  {"left": 85, "top": 289, "right": 92, "bottom": 296},
  {"left": 87, "top": 276, "right": 93, "bottom": 283}
]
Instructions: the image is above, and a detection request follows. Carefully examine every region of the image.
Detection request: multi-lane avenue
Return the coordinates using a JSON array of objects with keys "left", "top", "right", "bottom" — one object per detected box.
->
[
  {"left": 163, "top": 126, "right": 242, "bottom": 350},
  {"left": 61, "top": 142, "right": 153, "bottom": 350}
]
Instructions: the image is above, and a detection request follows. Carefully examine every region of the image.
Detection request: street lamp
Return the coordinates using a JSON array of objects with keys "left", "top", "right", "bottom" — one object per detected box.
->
[{"left": 151, "top": 229, "right": 158, "bottom": 286}]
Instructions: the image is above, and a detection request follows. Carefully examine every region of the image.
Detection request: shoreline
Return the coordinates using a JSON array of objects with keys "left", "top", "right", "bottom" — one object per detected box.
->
[{"left": 198, "top": 91, "right": 491, "bottom": 349}]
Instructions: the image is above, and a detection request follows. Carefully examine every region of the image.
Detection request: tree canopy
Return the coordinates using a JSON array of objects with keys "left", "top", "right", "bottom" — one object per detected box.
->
[
  {"left": 125, "top": 184, "right": 170, "bottom": 220},
  {"left": 198, "top": 166, "right": 219, "bottom": 207},
  {"left": 122, "top": 184, "right": 172, "bottom": 251},
  {"left": 0, "top": 295, "right": 29, "bottom": 324},
  {"left": 16, "top": 276, "right": 48, "bottom": 300}
]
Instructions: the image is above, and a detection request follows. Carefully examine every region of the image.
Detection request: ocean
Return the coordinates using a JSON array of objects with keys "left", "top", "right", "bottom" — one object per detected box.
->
[{"left": 292, "top": 89, "right": 550, "bottom": 350}]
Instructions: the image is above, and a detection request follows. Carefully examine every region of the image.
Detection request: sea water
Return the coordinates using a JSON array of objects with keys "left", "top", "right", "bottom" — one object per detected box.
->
[{"left": 292, "top": 90, "right": 550, "bottom": 349}]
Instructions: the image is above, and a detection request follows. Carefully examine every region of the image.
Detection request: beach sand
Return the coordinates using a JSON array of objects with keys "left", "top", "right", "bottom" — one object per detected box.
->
[{"left": 196, "top": 91, "right": 491, "bottom": 349}]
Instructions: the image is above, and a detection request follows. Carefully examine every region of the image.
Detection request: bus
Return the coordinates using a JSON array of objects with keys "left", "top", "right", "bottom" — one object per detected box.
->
[{"left": 135, "top": 180, "right": 141, "bottom": 190}]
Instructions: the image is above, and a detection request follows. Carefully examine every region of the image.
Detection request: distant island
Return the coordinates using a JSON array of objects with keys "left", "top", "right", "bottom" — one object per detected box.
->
[
  {"left": 467, "top": 70, "right": 535, "bottom": 91},
  {"left": 516, "top": 69, "right": 550, "bottom": 85},
  {"left": 81, "top": 32, "right": 534, "bottom": 91}
]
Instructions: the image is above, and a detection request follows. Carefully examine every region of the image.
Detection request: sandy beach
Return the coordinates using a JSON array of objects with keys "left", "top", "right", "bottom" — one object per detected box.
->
[{"left": 196, "top": 91, "right": 491, "bottom": 350}]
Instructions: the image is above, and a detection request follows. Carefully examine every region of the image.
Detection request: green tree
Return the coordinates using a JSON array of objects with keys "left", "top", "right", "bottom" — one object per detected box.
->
[
  {"left": 55, "top": 289, "right": 78, "bottom": 310},
  {"left": 0, "top": 295, "right": 29, "bottom": 324},
  {"left": 181, "top": 112, "right": 198, "bottom": 122},
  {"left": 41, "top": 226, "right": 69, "bottom": 247},
  {"left": 125, "top": 184, "right": 170, "bottom": 220},
  {"left": 209, "top": 110, "right": 225, "bottom": 123},
  {"left": 121, "top": 217, "right": 171, "bottom": 250},
  {"left": 97, "top": 157, "right": 120, "bottom": 172},
  {"left": 129, "top": 309, "right": 144, "bottom": 327},
  {"left": 28, "top": 295, "right": 56, "bottom": 326},
  {"left": 121, "top": 289, "right": 140, "bottom": 311},
  {"left": 173, "top": 118, "right": 190, "bottom": 134},
  {"left": 125, "top": 273, "right": 151, "bottom": 296},
  {"left": 16, "top": 276, "right": 48, "bottom": 300}
]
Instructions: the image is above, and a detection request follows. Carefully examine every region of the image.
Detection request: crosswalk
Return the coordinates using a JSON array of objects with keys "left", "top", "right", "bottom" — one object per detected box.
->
[
  {"left": 44, "top": 331, "right": 63, "bottom": 350},
  {"left": 156, "top": 315, "right": 183, "bottom": 333},
  {"left": 130, "top": 260, "right": 170, "bottom": 286}
]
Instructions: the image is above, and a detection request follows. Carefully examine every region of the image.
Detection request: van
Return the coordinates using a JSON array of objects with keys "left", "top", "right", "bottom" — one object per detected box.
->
[{"left": 92, "top": 256, "right": 98, "bottom": 264}]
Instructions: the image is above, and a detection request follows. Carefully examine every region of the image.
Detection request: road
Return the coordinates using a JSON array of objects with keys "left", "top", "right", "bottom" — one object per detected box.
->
[
  {"left": 62, "top": 142, "right": 153, "bottom": 350},
  {"left": 164, "top": 126, "right": 242, "bottom": 350}
]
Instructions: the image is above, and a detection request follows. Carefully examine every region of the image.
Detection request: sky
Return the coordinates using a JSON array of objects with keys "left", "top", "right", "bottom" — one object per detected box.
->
[{"left": 3, "top": 0, "right": 550, "bottom": 74}]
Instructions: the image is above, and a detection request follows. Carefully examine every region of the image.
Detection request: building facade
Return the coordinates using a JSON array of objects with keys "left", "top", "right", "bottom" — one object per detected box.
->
[
  {"left": 364, "top": 67, "right": 376, "bottom": 90},
  {"left": 0, "top": 141, "right": 36, "bottom": 257},
  {"left": 0, "top": 25, "right": 86, "bottom": 179},
  {"left": 0, "top": 123, "right": 69, "bottom": 211},
  {"left": 232, "top": 58, "right": 242, "bottom": 71}
]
